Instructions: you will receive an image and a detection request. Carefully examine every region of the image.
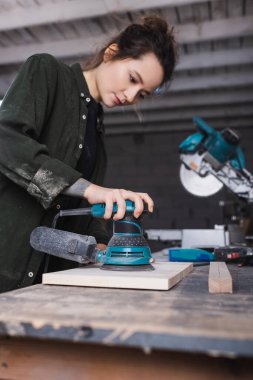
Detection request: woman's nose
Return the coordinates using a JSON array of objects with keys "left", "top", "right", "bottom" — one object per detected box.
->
[{"left": 125, "top": 87, "right": 139, "bottom": 104}]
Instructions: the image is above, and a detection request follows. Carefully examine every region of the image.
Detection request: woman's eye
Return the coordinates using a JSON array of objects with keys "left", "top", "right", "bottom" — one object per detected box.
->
[{"left": 130, "top": 74, "right": 137, "bottom": 83}]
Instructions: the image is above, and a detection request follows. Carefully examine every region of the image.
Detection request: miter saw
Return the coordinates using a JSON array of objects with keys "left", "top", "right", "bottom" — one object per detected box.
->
[
  {"left": 145, "top": 117, "right": 253, "bottom": 263},
  {"left": 179, "top": 116, "right": 253, "bottom": 201}
]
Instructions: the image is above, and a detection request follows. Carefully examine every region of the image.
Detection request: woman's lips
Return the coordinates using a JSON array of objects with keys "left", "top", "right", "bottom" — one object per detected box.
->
[{"left": 114, "top": 94, "right": 121, "bottom": 105}]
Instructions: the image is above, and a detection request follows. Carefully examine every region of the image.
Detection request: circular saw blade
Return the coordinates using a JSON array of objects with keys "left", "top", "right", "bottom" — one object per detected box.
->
[{"left": 180, "top": 164, "right": 223, "bottom": 197}]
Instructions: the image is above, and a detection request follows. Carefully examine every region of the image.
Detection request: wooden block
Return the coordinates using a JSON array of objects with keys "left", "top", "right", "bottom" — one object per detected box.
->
[
  {"left": 43, "top": 262, "right": 193, "bottom": 291},
  {"left": 208, "top": 262, "right": 233, "bottom": 294}
]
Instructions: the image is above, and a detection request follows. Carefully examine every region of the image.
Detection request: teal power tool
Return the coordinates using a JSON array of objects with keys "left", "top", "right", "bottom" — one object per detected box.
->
[
  {"left": 169, "top": 246, "right": 253, "bottom": 264},
  {"left": 30, "top": 200, "right": 154, "bottom": 271},
  {"left": 179, "top": 116, "right": 253, "bottom": 200}
]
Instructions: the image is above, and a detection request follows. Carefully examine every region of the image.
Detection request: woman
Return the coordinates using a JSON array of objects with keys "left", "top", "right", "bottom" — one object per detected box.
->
[{"left": 0, "top": 16, "right": 177, "bottom": 292}]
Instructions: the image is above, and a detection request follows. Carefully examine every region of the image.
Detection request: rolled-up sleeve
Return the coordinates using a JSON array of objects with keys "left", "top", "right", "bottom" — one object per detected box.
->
[{"left": 0, "top": 55, "right": 82, "bottom": 209}]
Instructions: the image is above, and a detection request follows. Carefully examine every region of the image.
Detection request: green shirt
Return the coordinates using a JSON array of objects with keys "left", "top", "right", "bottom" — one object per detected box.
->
[{"left": 0, "top": 54, "right": 108, "bottom": 292}]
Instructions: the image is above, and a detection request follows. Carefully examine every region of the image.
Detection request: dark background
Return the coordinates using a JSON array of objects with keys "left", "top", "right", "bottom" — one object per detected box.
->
[{"left": 104, "top": 126, "right": 253, "bottom": 231}]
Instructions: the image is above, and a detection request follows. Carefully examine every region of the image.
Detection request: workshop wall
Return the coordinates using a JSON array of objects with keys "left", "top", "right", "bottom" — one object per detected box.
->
[{"left": 104, "top": 127, "right": 253, "bottom": 231}]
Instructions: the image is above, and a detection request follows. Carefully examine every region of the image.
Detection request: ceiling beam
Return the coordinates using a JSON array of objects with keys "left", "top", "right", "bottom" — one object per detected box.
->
[
  {"left": 177, "top": 47, "right": 253, "bottom": 71},
  {"left": 177, "top": 15, "right": 253, "bottom": 44},
  {"left": 106, "top": 89, "right": 253, "bottom": 114},
  {"left": 0, "top": 16, "right": 253, "bottom": 66},
  {"left": 0, "top": 37, "right": 96, "bottom": 66},
  {"left": 105, "top": 105, "right": 253, "bottom": 126},
  {"left": 105, "top": 118, "right": 253, "bottom": 135},
  {"left": 170, "top": 71, "right": 253, "bottom": 92},
  {"left": 1, "top": 46, "right": 252, "bottom": 81},
  {"left": 0, "top": 0, "right": 214, "bottom": 32}
]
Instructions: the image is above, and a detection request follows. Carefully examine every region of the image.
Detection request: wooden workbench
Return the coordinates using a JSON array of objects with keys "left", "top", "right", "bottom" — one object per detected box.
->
[{"left": 0, "top": 263, "right": 253, "bottom": 379}]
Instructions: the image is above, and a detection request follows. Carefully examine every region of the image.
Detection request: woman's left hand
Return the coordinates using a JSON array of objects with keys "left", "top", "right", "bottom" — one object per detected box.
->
[{"left": 84, "top": 184, "right": 154, "bottom": 220}]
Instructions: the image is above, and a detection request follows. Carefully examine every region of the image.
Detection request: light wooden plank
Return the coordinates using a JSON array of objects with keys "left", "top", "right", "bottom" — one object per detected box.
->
[
  {"left": 208, "top": 262, "right": 233, "bottom": 294},
  {"left": 43, "top": 262, "right": 193, "bottom": 291}
]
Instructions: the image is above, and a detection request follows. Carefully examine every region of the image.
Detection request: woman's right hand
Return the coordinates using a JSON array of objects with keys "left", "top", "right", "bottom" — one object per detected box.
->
[{"left": 84, "top": 183, "right": 154, "bottom": 220}]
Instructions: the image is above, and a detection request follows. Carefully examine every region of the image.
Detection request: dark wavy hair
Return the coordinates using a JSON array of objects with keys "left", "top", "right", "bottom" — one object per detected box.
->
[{"left": 84, "top": 15, "right": 178, "bottom": 86}]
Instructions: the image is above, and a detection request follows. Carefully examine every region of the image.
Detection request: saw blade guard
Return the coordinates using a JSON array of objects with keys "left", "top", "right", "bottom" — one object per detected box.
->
[{"left": 179, "top": 163, "right": 223, "bottom": 197}]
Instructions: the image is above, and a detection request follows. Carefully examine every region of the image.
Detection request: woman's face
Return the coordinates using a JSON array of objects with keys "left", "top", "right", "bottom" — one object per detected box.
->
[{"left": 95, "top": 52, "right": 164, "bottom": 108}]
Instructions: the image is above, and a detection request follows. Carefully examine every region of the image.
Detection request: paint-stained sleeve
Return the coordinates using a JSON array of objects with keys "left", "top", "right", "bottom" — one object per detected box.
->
[{"left": 0, "top": 55, "right": 83, "bottom": 209}]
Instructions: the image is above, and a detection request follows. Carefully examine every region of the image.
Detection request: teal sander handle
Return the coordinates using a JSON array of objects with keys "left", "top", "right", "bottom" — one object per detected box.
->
[
  {"left": 52, "top": 200, "right": 140, "bottom": 225},
  {"left": 91, "top": 200, "right": 141, "bottom": 218}
]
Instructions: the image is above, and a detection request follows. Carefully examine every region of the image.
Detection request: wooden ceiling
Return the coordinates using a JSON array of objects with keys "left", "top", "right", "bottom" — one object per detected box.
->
[{"left": 0, "top": 0, "right": 253, "bottom": 135}]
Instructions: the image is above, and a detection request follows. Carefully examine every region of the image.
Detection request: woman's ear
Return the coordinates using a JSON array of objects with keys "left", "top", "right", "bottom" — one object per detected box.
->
[{"left": 103, "top": 43, "right": 119, "bottom": 62}]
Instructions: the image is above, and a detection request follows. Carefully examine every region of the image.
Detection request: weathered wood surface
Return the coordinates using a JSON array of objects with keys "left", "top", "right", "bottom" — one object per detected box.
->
[
  {"left": 42, "top": 262, "right": 193, "bottom": 290},
  {"left": 0, "top": 338, "right": 253, "bottom": 380},
  {"left": 209, "top": 262, "right": 233, "bottom": 294},
  {"left": 0, "top": 264, "right": 253, "bottom": 358}
]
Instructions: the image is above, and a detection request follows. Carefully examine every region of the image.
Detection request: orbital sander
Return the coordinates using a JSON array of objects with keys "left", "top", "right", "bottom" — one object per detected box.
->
[{"left": 30, "top": 200, "right": 154, "bottom": 271}]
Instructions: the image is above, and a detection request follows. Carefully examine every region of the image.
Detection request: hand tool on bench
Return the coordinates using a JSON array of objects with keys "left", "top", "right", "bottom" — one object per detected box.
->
[
  {"left": 169, "top": 246, "right": 253, "bottom": 265},
  {"left": 30, "top": 200, "right": 154, "bottom": 271}
]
